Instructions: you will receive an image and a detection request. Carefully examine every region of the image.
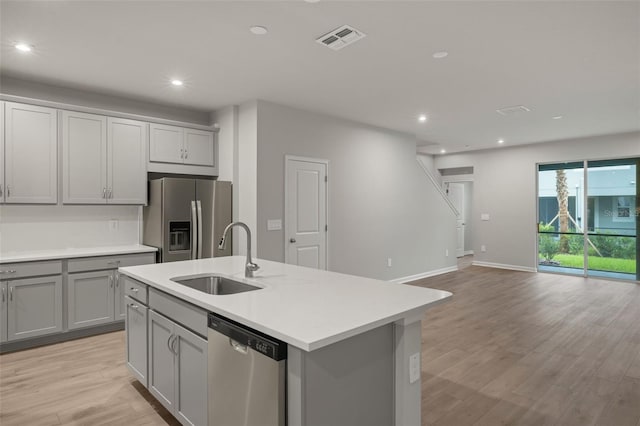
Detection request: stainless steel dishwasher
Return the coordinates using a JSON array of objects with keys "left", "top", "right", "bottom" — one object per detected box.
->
[{"left": 207, "top": 313, "right": 287, "bottom": 426}]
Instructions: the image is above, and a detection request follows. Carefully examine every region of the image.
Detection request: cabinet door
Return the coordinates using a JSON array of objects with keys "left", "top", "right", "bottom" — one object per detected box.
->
[
  {"left": 7, "top": 275, "right": 63, "bottom": 341},
  {"left": 184, "top": 128, "right": 215, "bottom": 167},
  {"left": 148, "top": 310, "right": 176, "bottom": 413},
  {"left": 4, "top": 102, "right": 57, "bottom": 204},
  {"left": 149, "top": 123, "right": 183, "bottom": 164},
  {"left": 0, "top": 101, "right": 5, "bottom": 204},
  {"left": 174, "top": 322, "right": 208, "bottom": 426},
  {"left": 114, "top": 271, "right": 126, "bottom": 321},
  {"left": 108, "top": 117, "right": 147, "bottom": 204},
  {"left": 125, "top": 295, "right": 148, "bottom": 387},
  {"left": 67, "top": 270, "right": 114, "bottom": 329},
  {"left": 0, "top": 282, "right": 6, "bottom": 343},
  {"left": 62, "top": 111, "right": 108, "bottom": 204}
]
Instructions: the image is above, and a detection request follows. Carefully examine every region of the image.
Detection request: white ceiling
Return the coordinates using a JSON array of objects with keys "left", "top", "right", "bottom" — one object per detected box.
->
[{"left": 1, "top": 1, "right": 639, "bottom": 154}]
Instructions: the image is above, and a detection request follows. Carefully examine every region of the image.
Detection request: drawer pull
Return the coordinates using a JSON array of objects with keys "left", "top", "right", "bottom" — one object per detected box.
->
[
  {"left": 107, "top": 260, "right": 121, "bottom": 266},
  {"left": 129, "top": 304, "right": 139, "bottom": 309},
  {"left": 0, "top": 270, "right": 16, "bottom": 274},
  {"left": 130, "top": 287, "right": 139, "bottom": 292}
]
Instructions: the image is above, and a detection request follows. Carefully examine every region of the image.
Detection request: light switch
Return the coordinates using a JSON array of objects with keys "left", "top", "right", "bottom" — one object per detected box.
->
[
  {"left": 481, "top": 213, "right": 490, "bottom": 221},
  {"left": 409, "top": 353, "right": 420, "bottom": 384},
  {"left": 267, "top": 219, "right": 282, "bottom": 231}
]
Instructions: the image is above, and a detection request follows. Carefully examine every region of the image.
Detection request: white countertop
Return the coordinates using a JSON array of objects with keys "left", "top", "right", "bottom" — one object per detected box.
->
[
  {"left": 120, "top": 256, "right": 452, "bottom": 352},
  {"left": 0, "top": 245, "right": 157, "bottom": 263}
]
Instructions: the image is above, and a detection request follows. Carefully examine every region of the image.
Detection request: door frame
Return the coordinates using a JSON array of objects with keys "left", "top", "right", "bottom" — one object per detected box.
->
[
  {"left": 284, "top": 155, "right": 329, "bottom": 269},
  {"left": 442, "top": 176, "right": 474, "bottom": 256}
]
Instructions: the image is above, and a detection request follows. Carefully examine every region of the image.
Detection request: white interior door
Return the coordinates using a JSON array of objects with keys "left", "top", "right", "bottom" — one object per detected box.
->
[
  {"left": 448, "top": 183, "right": 465, "bottom": 257},
  {"left": 285, "top": 157, "right": 328, "bottom": 269}
]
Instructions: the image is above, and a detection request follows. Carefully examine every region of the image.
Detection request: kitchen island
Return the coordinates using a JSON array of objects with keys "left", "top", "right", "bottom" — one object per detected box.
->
[{"left": 120, "top": 256, "right": 451, "bottom": 426}]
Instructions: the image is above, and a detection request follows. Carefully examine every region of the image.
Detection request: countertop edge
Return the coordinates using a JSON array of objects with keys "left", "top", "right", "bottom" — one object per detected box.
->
[{"left": 0, "top": 245, "right": 158, "bottom": 264}]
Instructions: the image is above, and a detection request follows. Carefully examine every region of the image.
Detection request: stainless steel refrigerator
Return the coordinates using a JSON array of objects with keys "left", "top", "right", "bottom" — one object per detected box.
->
[{"left": 143, "top": 178, "right": 232, "bottom": 263}]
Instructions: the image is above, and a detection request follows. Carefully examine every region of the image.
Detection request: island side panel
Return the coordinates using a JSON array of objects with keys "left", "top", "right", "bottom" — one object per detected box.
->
[
  {"left": 394, "top": 317, "right": 423, "bottom": 426},
  {"left": 287, "top": 324, "right": 394, "bottom": 426}
]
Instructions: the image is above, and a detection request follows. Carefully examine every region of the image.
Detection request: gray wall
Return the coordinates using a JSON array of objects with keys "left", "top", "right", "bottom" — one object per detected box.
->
[
  {"left": 255, "top": 101, "right": 457, "bottom": 280},
  {"left": 0, "top": 76, "right": 211, "bottom": 125},
  {"left": 435, "top": 132, "right": 640, "bottom": 270}
]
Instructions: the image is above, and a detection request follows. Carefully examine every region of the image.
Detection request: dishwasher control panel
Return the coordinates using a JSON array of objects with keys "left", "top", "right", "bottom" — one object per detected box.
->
[{"left": 208, "top": 313, "right": 287, "bottom": 361}]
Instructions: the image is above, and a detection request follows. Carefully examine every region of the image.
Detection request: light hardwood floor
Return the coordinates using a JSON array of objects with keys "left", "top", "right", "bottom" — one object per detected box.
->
[
  {"left": 1, "top": 265, "right": 639, "bottom": 426},
  {"left": 411, "top": 265, "right": 640, "bottom": 426}
]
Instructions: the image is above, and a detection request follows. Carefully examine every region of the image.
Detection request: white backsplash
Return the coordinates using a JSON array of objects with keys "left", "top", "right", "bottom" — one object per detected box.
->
[{"left": 0, "top": 204, "right": 142, "bottom": 253}]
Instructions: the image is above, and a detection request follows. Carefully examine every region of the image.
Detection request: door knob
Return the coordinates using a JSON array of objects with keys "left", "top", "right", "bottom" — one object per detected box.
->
[{"left": 290, "top": 238, "right": 296, "bottom": 243}]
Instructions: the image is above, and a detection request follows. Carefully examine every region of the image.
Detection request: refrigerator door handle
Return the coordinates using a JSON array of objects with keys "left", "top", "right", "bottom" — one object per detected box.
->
[
  {"left": 196, "top": 200, "right": 203, "bottom": 259},
  {"left": 191, "top": 201, "right": 197, "bottom": 260}
]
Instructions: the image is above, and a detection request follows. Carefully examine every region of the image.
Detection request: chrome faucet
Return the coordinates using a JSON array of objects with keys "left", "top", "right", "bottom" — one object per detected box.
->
[{"left": 218, "top": 222, "right": 259, "bottom": 278}]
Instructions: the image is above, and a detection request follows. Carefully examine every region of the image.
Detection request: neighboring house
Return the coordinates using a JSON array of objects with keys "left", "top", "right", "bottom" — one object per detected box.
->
[{"left": 538, "top": 165, "right": 637, "bottom": 236}]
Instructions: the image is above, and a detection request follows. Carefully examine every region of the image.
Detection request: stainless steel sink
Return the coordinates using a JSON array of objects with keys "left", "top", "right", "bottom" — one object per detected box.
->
[{"left": 171, "top": 275, "right": 261, "bottom": 295}]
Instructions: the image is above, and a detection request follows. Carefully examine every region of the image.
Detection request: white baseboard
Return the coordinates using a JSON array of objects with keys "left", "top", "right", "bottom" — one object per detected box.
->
[
  {"left": 463, "top": 250, "right": 474, "bottom": 256},
  {"left": 471, "top": 261, "right": 536, "bottom": 273},
  {"left": 390, "top": 265, "right": 459, "bottom": 284}
]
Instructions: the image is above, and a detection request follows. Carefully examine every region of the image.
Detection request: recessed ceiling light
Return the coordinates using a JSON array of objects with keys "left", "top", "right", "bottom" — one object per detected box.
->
[
  {"left": 14, "top": 43, "right": 32, "bottom": 52},
  {"left": 552, "top": 115, "right": 563, "bottom": 120},
  {"left": 304, "top": 0, "right": 321, "bottom": 3},
  {"left": 250, "top": 26, "right": 268, "bottom": 35},
  {"left": 171, "top": 79, "right": 184, "bottom": 86},
  {"left": 498, "top": 139, "right": 504, "bottom": 144},
  {"left": 418, "top": 114, "right": 427, "bottom": 123},
  {"left": 432, "top": 51, "right": 448, "bottom": 59},
  {"left": 440, "top": 149, "right": 446, "bottom": 154}
]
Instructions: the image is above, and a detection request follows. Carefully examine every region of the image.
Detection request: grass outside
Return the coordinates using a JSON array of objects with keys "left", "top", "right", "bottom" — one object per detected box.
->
[{"left": 539, "top": 253, "right": 636, "bottom": 274}]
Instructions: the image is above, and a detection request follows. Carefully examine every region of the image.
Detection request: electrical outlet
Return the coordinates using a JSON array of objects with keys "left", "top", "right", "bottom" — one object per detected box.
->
[
  {"left": 445, "top": 249, "right": 449, "bottom": 257},
  {"left": 267, "top": 219, "right": 282, "bottom": 231},
  {"left": 109, "top": 219, "right": 118, "bottom": 232},
  {"left": 481, "top": 245, "right": 486, "bottom": 252},
  {"left": 387, "top": 258, "right": 392, "bottom": 267},
  {"left": 481, "top": 213, "right": 490, "bottom": 221},
  {"left": 409, "top": 353, "right": 420, "bottom": 384}
]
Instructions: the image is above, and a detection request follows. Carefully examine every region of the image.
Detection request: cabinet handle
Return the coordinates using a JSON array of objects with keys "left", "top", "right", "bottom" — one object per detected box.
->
[
  {"left": 0, "top": 185, "right": 3, "bottom": 197},
  {"left": 9, "top": 286, "right": 13, "bottom": 302},
  {"left": 6, "top": 186, "right": 10, "bottom": 197},
  {"left": 130, "top": 287, "right": 139, "bottom": 292},
  {"left": 180, "top": 149, "right": 184, "bottom": 159},
  {"left": 103, "top": 187, "right": 107, "bottom": 198},
  {"left": 167, "top": 334, "right": 175, "bottom": 353},
  {"left": 171, "top": 335, "right": 178, "bottom": 355},
  {"left": 115, "top": 272, "right": 120, "bottom": 287},
  {"left": 109, "top": 275, "right": 113, "bottom": 288},
  {"left": 129, "top": 303, "right": 139, "bottom": 310},
  {"left": 108, "top": 188, "right": 113, "bottom": 199},
  {"left": 0, "top": 270, "right": 17, "bottom": 274},
  {"left": 184, "top": 150, "right": 188, "bottom": 159},
  {"left": 1, "top": 287, "right": 5, "bottom": 302}
]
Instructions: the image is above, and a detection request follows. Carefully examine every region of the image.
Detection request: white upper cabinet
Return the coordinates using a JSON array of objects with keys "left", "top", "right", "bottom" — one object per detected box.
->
[
  {"left": 149, "top": 123, "right": 217, "bottom": 175},
  {"left": 149, "top": 124, "right": 183, "bottom": 164},
  {"left": 62, "top": 111, "right": 107, "bottom": 204},
  {"left": 4, "top": 102, "right": 58, "bottom": 204},
  {"left": 63, "top": 111, "right": 147, "bottom": 205},
  {"left": 184, "top": 128, "right": 215, "bottom": 167},
  {"left": 108, "top": 117, "right": 147, "bottom": 204},
  {"left": 0, "top": 101, "right": 4, "bottom": 204}
]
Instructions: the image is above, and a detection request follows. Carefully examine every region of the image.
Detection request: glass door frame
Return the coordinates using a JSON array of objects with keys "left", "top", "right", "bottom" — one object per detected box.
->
[{"left": 536, "top": 157, "right": 639, "bottom": 282}]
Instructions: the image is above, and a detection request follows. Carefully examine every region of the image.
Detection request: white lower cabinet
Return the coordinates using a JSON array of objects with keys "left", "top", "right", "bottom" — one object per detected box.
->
[
  {"left": 5, "top": 276, "right": 63, "bottom": 341},
  {"left": 67, "top": 269, "right": 119, "bottom": 329},
  {"left": 148, "top": 309, "right": 208, "bottom": 426},
  {"left": 125, "top": 295, "right": 148, "bottom": 386}
]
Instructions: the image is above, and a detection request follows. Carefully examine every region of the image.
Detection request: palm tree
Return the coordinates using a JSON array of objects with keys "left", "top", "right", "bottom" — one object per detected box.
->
[{"left": 556, "top": 169, "right": 570, "bottom": 253}]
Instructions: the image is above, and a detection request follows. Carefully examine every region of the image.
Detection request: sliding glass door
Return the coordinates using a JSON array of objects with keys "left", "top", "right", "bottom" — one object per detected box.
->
[{"left": 538, "top": 158, "right": 638, "bottom": 281}]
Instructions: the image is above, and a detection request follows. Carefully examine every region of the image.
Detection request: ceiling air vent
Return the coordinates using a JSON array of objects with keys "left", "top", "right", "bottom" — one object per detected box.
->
[
  {"left": 496, "top": 105, "right": 531, "bottom": 116},
  {"left": 316, "top": 25, "right": 366, "bottom": 51}
]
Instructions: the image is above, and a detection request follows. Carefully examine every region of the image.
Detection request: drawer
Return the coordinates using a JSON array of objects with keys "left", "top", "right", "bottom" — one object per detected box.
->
[
  {"left": 0, "top": 260, "right": 62, "bottom": 280},
  {"left": 149, "top": 288, "right": 207, "bottom": 338},
  {"left": 68, "top": 253, "right": 155, "bottom": 273},
  {"left": 123, "top": 276, "right": 148, "bottom": 304}
]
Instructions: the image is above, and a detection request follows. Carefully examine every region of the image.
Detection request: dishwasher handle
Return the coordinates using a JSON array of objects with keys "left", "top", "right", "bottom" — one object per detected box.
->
[{"left": 230, "top": 339, "right": 249, "bottom": 355}]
